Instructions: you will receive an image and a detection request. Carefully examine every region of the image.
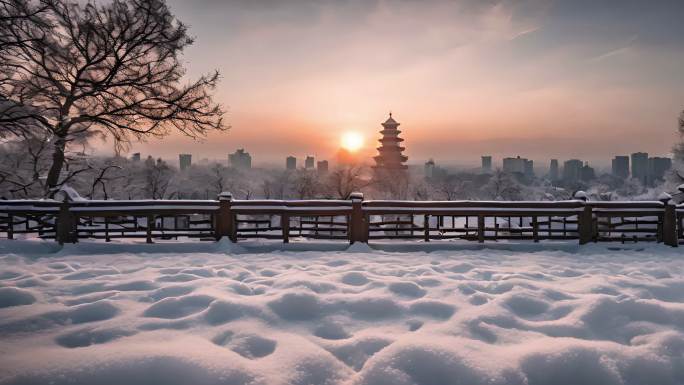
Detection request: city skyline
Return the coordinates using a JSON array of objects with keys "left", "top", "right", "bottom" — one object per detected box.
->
[
  {"left": 105, "top": 0, "right": 684, "bottom": 164},
  {"left": 137, "top": 146, "right": 673, "bottom": 172}
]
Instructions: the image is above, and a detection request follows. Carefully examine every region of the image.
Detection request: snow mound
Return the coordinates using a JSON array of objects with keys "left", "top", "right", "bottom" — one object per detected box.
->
[
  {"left": 1, "top": 243, "right": 684, "bottom": 384},
  {"left": 346, "top": 242, "right": 375, "bottom": 253},
  {"left": 0, "top": 287, "right": 36, "bottom": 308}
]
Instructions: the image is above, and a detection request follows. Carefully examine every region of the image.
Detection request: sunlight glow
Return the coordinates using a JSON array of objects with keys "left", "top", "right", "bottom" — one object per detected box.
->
[{"left": 340, "top": 131, "right": 364, "bottom": 152}]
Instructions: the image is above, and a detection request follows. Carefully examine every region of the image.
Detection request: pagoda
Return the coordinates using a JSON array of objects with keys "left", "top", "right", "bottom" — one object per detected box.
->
[{"left": 373, "top": 113, "right": 408, "bottom": 171}]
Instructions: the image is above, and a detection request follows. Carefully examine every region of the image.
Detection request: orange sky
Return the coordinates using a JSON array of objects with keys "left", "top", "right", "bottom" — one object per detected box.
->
[{"left": 117, "top": 0, "right": 684, "bottom": 168}]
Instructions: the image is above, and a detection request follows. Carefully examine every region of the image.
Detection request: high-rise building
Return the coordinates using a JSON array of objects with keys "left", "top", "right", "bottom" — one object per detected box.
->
[
  {"left": 305, "top": 156, "right": 315, "bottom": 169},
  {"left": 131, "top": 153, "right": 141, "bottom": 162},
  {"left": 631, "top": 152, "right": 649, "bottom": 184},
  {"left": 503, "top": 156, "right": 525, "bottom": 174},
  {"left": 524, "top": 159, "right": 534, "bottom": 178},
  {"left": 373, "top": 113, "right": 408, "bottom": 172},
  {"left": 229, "top": 149, "right": 252, "bottom": 169},
  {"left": 179, "top": 154, "right": 192, "bottom": 170},
  {"left": 580, "top": 162, "right": 596, "bottom": 181},
  {"left": 503, "top": 156, "right": 533, "bottom": 177},
  {"left": 611, "top": 156, "right": 629, "bottom": 179},
  {"left": 481, "top": 156, "right": 492, "bottom": 173},
  {"left": 286, "top": 156, "right": 297, "bottom": 170},
  {"left": 562, "top": 159, "right": 583, "bottom": 182},
  {"left": 317, "top": 160, "right": 329, "bottom": 173},
  {"left": 549, "top": 159, "right": 559, "bottom": 181},
  {"left": 648, "top": 157, "right": 672, "bottom": 186},
  {"left": 425, "top": 159, "right": 435, "bottom": 178}
]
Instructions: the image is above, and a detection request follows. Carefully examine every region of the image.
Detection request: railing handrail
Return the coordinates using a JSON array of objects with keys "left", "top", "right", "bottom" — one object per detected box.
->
[{"left": 0, "top": 194, "right": 680, "bottom": 247}]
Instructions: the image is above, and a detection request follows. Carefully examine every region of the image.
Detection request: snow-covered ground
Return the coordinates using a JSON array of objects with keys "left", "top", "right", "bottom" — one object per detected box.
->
[{"left": 0, "top": 240, "right": 683, "bottom": 385}]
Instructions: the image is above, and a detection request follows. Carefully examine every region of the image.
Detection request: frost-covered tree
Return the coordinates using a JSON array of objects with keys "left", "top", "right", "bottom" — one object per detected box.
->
[
  {"left": 292, "top": 170, "right": 323, "bottom": 199},
  {"left": 261, "top": 171, "right": 291, "bottom": 200},
  {"left": 484, "top": 169, "right": 522, "bottom": 200},
  {"left": 143, "top": 157, "right": 172, "bottom": 199},
  {"left": 0, "top": 0, "right": 225, "bottom": 193},
  {"left": 326, "top": 166, "right": 368, "bottom": 199},
  {"left": 670, "top": 109, "right": 684, "bottom": 185},
  {"left": 675, "top": 110, "right": 684, "bottom": 161}
]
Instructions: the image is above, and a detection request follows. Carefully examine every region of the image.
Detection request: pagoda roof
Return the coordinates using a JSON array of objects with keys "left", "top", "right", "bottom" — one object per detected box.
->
[
  {"left": 383, "top": 116, "right": 398, "bottom": 125},
  {"left": 379, "top": 136, "right": 404, "bottom": 142},
  {"left": 374, "top": 154, "right": 408, "bottom": 161},
  {"left": 377, "top": 146, "right": 406, "bottom": 152},
  {"left": 381, "top": 113, "right": 400, "bottom": 127}
]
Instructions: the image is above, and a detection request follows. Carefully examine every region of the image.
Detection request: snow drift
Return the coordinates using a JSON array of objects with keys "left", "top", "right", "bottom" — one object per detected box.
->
[{"left": 0, "top": 242, "right": 683, "bottom": 385}]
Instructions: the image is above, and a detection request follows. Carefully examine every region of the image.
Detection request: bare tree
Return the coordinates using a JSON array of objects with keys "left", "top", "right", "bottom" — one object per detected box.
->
[
  {"left": 87, "top": 164, "right": 123, "bottom": 200},
  {"left": 327, "top": 166, "right": 368, "bottom": 199},
  {"left": 371, "top": 168, "right": 410, "bottom": 199},
  {"left": 293, "top": 170, "right": 321, "bottom": 199},
  {"left": 0, "top": 0, "right": 47, "bottom": 52},
  {"left": 209, "top": 164, "right": 226, "bottom": 194},
  {"left": 0, "top": 131, "right": 51, "bottom": 197},
  {"left": 262, "top": 171, "right": 291, "bottom": 199},
  {"left": 0, "top": 1, "right": 48, "bottom": 139},
  {"left": 429, "top": 174, "right": 470, "bottom": 201},
  {"left": 0, "top": 0, "right": 226, "bottom": 193},
  {"left": 675, "top": 110, "right": 684, "bottom": 163},
  {"left": 485, "top": 169, "right": 522, "bottom": 200},
  {"left": 144, "top": 157, "right": 172, "bottom": 199}
]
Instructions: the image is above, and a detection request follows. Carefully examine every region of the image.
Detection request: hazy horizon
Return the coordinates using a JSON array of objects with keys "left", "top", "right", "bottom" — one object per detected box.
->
[{"left": 106, "top": 0, "right": 683, "bottom": 165}]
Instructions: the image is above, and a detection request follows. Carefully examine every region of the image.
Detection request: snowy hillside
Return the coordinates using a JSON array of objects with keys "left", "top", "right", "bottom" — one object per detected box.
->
[{"left": 0, "top": 241, "right": 683, "bottom": 385}]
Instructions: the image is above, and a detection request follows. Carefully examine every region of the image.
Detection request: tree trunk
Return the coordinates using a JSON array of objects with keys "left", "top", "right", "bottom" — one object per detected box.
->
[{"left": 45, "top": 136, "right": 67, "bottom": 195}]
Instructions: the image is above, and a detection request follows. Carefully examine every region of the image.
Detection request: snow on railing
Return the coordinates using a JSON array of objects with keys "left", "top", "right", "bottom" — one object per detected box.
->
[{"left": 0, "top": 192, "right": 679, "bottom": 247}]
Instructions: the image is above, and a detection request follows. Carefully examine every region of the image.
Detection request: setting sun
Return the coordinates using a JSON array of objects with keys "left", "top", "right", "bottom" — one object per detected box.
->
[{"left": 340, "top": 131, "right": 364, "bottom": 152}]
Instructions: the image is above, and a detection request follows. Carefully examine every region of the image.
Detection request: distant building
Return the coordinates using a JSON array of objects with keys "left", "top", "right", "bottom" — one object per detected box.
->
[
  {"left": 305, "top": 156, "right": 315, "bottom": 169},
  {"left": 286, "top": 156, "right": 297, "bottom": 170},
  {"left": 229, "top": 149, "right": 252, "bottom": 169},
  {"left": 425, "top": 159, "right": 436, "bottom": 179},
  {"left": 481, "top": 156, "right": 492, "bottom": 173},
  {"left": 648, "top": 157, "right": 672, "bottom": 186},
  {"left": 503, "top": 156, "right": 526, "bottom": 174},
  {"left": 317, "top": 160, "right": 329, "bottom": 173},
  {"left": 179, "top": 154, "right": 192, "bottom": 170},
  {"left": 549, "top": 159, "right": 559, "bottom": 181},
  {"left": 631, "top": 152, "right": 649, "bottom": 184},
  {"left": 524, "top": 159, "right": 534, "bottom": 178},
  {"left": 611, "top": 156, "right": 629, "bottom": 179},
  {"left": 131, "top": 153, "right": 141, "bottom": 162},
  {"left": 562, "top": 159, "right": 583, "bottom": 183},
  {"left": 503, "top": 156, "right": 533, "bottom": 177},
  {"left": 580, "top": 162, "right": 596, "bottom": 181}
]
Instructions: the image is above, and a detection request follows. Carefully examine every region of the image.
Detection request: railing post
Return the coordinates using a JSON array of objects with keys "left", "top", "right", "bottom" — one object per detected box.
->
[
  {"left": 56, "top": 200, "right": 76, "bottom": 245},
  {"left": 575, "top": 192, "right": 593, "bottom": 245},
  {"left": 281, "top": 214, "right": 290, "bottom": 243},
  {"left": 424, "top": 214, "right": 430, "bottom": 242},
  {"left": 146, "top": 215, "right": 154, "bottom": 244},
  {"left": 104, "top": 216, "right": 110, "bottom": 242},
  {"left": 477, "top": 215, "right": 485, "bottom": 243},
  {"left": 349, "top": 192, "right": 367, "bottom": 244},
  {"left": 7, "top": 214, "right": 13, "bottom": 240},
  {"left": 660, "top": 193, "right": 678, "bottom": 247},
  {"left": 216, "top": 192, "right": 236, "bottom": 242}
]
